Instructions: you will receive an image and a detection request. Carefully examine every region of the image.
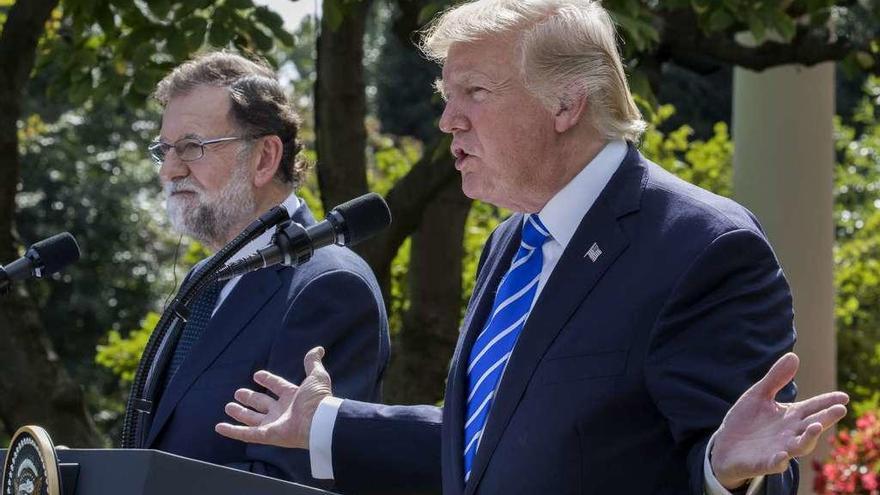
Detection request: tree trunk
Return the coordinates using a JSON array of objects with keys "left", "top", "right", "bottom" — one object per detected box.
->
[
  {"left": 314, "top": 0, "right": 373, "bottom": 211},
  {"left": 383, "top": 178, "right": 471, "bottom": 405},
  {"left": 0, "top": 0, "right": 102, "bottom": 446}
]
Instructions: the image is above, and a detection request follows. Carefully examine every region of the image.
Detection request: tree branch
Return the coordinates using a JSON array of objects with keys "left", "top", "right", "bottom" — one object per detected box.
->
[
  {"left": 658, "top": 9, "right": 854, "bottom": 73},
  {"left": 357, "top": 137, "right": 457, "bottom": 284}
]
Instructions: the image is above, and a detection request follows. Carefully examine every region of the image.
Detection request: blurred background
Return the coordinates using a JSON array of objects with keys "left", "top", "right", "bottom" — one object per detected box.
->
[{"left": 1, "top": 0, "right": 879, "bottom": 492}]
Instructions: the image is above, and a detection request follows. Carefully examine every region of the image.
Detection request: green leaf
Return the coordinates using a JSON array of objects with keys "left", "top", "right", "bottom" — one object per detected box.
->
[
  {"left": 417, "top": 3, "right": 442, "bottom": 25},
  {"left": 707, "top": 9, "right": 734, "bottom": 32},
  {"left": 95, "top": 2, "right": 116, "bottom": 33},
  {"left": 208, "top": 20, "right": 233, "bottom": 46},
  {"left": 690, "top": 0, "right": 711, "bottom": 14},
  {"left": 146, "top": 0, "right": 172, "bottom": 19},
  {"left": 773, "top": 12, "right": 796, "bottom": 42},
  {"left": 748, "top": 16, "right": 766, "bottom": 42},
  {"left": 167, "top": 29, "right": 188, "bottom": 59},
  {"left": 253, "top": 5, "right": 284, "bottom": 30},
  {"left": 224, "top": 0, "right": 253, "bottom": 10},
  {"left": 324, "top": 0, "right": 344, "bottom": 31},
  {"left": 275, "top": 29, "right": 295, "bottom": 47},
  {"left": 181, "top": 17, "right": 208, "bottom": 49},
  {"left": 248, "top": 25, "right": 274, "bottom": 52}
]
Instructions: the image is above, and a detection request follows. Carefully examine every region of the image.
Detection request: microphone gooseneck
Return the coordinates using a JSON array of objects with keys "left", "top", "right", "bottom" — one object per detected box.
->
[{"left": 213, "top": 192, "right": 391, "bottom": 282}]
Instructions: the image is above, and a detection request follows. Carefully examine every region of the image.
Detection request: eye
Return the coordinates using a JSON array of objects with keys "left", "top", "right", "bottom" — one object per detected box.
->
[
  {"left": 176, "top": 139, "right": 204, "bottom": 160},
  {"left": 466, "top": 86, "right": 489, "bottom": 101}
]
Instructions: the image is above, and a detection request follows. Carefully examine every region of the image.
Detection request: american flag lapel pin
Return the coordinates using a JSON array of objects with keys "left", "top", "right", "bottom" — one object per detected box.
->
[{"left": 584, "top": 242, "right": 602, "bottom": 262}]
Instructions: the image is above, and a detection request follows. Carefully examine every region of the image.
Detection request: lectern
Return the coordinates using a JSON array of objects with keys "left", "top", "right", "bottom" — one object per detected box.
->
[{"left": 1, "top": 447, "right": 337, "bottom": 495}]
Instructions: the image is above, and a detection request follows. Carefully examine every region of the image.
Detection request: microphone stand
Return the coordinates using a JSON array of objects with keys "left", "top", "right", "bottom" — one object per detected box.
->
[
  {"left": 0, "top": 266, "right": 9, "bottom": 295},
  {"left": 120, "top": 205, "right": 290, "bottom": 448}
]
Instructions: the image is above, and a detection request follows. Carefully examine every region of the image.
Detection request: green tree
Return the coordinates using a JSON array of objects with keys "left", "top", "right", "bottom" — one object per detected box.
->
[{"left": 0, "top": 0, "right": 293, "bottom": 444}]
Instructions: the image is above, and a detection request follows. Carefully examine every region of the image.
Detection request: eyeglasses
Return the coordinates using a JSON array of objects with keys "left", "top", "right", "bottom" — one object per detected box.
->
[{"left": 147, "top": 135, "right": 250, "bottom": 165}]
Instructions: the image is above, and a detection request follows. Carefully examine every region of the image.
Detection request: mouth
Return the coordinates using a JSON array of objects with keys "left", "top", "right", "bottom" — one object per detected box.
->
[
  {"left": 168, "top": 190, "right": 197, "bottom": 198},
  {"left": 451, "top": 146, "right": 472, "bottom": 171}
]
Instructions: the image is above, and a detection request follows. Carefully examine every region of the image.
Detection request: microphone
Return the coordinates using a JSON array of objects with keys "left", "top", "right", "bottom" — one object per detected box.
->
[
  {"left": 214, "top": 193, "right": 391, "bottom": 281},
  {"left": 0, "top": 232, "right": 81, "bottom": 290}
]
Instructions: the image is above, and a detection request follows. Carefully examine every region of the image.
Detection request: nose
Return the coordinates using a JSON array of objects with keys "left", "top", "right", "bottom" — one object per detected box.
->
[
  {"left": 438, "top": 100, "right": 469, "bottom": 134},
  {"left": 158, "top": 152, "right": 189, "bottom": 184}
]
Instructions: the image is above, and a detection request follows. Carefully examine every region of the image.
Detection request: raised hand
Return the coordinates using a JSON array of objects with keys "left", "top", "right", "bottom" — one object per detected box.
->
[
  {"left": 215, "top": 346, "right": 333, "bottom": 449},
  {"left": 710, "top": 352, "right": 849, "bottom": 490}
]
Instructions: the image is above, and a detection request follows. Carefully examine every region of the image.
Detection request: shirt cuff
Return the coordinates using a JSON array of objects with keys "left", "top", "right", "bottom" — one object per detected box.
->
[
  {"left": 703, "top": 431, "right": 765, "bottom": 495},
  {"left": 309, "top": 396, "right": 344, "bottom": 480}
]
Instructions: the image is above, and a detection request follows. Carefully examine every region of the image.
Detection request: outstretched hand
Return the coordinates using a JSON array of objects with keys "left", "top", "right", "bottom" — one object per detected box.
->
[
  {"left": 710, "top": 352, "right": 849, "bottom": 490},
  {"left": 215, "top": 346, "right": 333, "bottom": 449}
]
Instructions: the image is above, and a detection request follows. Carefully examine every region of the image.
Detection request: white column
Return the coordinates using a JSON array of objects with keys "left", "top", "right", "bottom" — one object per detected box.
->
[{"left": 732, "top": 62, "right": 835, "bottom": 493}]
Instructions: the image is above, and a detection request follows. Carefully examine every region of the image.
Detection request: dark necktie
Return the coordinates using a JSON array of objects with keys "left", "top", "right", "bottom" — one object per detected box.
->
[{"left": 162, "top": 280, "right": 224, "bottom": 390}]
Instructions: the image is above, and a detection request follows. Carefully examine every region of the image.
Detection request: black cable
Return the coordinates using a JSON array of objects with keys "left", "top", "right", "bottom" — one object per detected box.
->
[
  {"left": 120, "top": 205, "right": 289, "bottom": 448},
  {"left": 162, "top": 234, "right": 184, "bottom": 313}
]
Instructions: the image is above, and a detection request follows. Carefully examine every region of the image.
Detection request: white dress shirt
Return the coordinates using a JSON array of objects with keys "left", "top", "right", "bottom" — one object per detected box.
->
[
  {"left": 308, "top": 142, "right": 760, "bottom": 494},
  {"left": 210, "top": 193, "right": 302, "bottom": 316}
]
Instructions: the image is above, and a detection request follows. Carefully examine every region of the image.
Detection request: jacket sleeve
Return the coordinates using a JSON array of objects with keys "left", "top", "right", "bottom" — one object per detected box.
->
[
  {"left": 332, "top": 400, "right": 443, "bottom": 494},
  {"left": 644, "top": 228, "right": 798, "bottom": 495},
  {"left": 244, "top": 268, "right": 390, "bottom": 486}
]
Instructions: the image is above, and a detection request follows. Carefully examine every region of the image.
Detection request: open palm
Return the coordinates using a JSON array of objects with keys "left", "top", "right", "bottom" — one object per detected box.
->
[
  {"left": 710, "top": 353, "right": 849, "bottom": 489},
  {"left": 215, "top": 346, "right": 332, "bottom": 449}
]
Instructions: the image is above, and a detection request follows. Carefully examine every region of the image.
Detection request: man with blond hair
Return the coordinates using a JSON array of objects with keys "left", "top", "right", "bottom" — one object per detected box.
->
[{"left": 217, "top": 2, "right": 848, "bottom": 494}]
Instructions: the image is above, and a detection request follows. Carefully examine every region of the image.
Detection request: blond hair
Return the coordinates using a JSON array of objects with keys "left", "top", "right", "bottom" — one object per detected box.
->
[{"left": 421, "top": 0, "right": 645, "bottom": 141}]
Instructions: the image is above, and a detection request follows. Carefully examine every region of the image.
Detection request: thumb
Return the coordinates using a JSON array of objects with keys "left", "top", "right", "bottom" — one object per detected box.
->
[
  {"left": 303, "top": 346, "right": 330, "bottom": 383},
  {"left": 751, "top": 352, "right": 799, "bottom": 400}
]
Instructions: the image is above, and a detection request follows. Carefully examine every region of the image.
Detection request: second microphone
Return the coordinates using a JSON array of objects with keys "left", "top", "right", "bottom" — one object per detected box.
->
[{"left": 214, "top": 192, "right": 391, "bottom": 281}]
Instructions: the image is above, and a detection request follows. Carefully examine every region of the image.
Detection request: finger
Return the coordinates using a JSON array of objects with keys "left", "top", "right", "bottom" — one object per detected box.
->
[
  {"left": 304, "top": 347, "right": 332, "bottom": 386},
  {"left": 253, "top": 370, "right": 297, "bottom": 397},
  {"left": 786, "top": 422, "right": 824, "bottom": 457},
  {"left": 215, "top": 423, "right": 269, "bottom": 445},
  {"left": 234, "top": 388, "right": 276, "bottom": 414},
  {"left": 749, "top": 353, "right": 799, "bottom": 400},
  {"left": 792, "top": 392, "right": 849, "bottom": 419},
  {"left": 225, "top": 402, "right": 265, "bottom": 427},
  {"left": 762, "top": 451, "right": 791, "bottom": 475},
  {"left": 800, "top": 404, "right": 848, "bottom": 431}
]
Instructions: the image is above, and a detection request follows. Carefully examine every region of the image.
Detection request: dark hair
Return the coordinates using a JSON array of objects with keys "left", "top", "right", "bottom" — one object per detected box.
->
[{"left": 154, "top": 51, "right": 307, "bottom": 188}]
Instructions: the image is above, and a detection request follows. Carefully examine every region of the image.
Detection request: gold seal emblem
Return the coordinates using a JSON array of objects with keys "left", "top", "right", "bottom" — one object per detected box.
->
[{"left": 2, "top": 426, "right": 60, "bottom": 495}]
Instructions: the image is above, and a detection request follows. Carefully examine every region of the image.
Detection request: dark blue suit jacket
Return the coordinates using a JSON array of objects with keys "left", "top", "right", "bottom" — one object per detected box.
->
[
  {"left": 143, "top": 201, "right": 390, "bottom": 487},
  {"left": 330, "top": 145, "right": 797, "bottom": 494}
]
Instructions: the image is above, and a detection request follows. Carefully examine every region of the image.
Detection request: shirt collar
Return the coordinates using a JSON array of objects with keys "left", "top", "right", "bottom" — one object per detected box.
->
[
  {"left": 537, "top": 140, "right": 627, "bottom": 249},
  {"left": 226, "top": 191, "right": 301, "bottom": 264}
]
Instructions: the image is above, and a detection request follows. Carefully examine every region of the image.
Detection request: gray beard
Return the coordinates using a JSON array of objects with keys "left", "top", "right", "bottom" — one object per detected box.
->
[{"left": 165, "top": 164, "right": 257, "bottom": 248}]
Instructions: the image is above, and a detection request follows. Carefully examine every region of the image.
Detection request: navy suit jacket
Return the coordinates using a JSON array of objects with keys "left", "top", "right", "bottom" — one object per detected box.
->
[
  {"left": 142, "top": 201, "right": 390, "bottom": 487},
  {"left": 330, "top": 145, "right": 797, "bottom": 494}
]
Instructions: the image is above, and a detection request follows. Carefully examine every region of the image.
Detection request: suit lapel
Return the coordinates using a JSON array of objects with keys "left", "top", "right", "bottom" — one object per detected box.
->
[
  {"left": 462, "top": 145, "right": 646, "bottom": 494},
  {"left": 144, "top": 267, "right": 283, "bottom": 447},
  {"left": 443, "top": 221, "right": 521, "bottom": 493}
]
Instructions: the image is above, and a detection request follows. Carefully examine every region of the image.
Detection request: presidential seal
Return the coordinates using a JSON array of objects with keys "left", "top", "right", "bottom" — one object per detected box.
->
[{"left": 1, "top": 426, "right": 60, "bottom": 495}]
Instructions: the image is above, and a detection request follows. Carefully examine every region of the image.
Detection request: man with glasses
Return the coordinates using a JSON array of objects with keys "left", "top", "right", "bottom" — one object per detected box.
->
[{"left": 135, "top": 51, "right": 390, "bottom": 487}]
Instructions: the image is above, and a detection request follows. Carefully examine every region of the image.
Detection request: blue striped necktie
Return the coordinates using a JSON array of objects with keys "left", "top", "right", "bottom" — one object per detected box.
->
[{"left": 463, "top": 214, "right": 551, "bottom": 481}]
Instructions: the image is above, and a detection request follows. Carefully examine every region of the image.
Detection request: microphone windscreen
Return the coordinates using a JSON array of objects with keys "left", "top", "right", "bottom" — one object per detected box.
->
[
  {"left": 333, "top": 193, "right": 392, "bottom": 246},
  {"left": 30, "top": 232, "right": 81, "bottom": 275}
]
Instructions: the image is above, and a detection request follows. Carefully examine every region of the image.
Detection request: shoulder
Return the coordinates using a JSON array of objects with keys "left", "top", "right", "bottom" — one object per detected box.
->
[
  {"left": 637, "top": 156, "right": 766, "bottom": 243},
  {"left": 279, "top": 245, "right": 383, "bottom": 298}
]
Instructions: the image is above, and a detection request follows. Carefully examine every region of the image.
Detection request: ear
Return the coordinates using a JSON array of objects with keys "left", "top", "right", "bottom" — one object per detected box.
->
[
  {"left": 252, "top": 135, "right": 284, "bottom": 188},
  {"left": 553, "top": 90, "right": 588, "bottom": 133}
]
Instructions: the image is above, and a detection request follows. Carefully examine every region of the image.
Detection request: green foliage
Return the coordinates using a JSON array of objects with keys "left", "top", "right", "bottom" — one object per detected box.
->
[
  {"left": 367, "top": 129, "right": 424, "bottom": 333},
  {"left": 640, "top": 103, "right": 734, "bottom": 197},
  {"left": 37, "top": 0, "right": 295, "bottom": 109},
  {"left": 95, "top": 312, "right": 158, "bottom": 384},
  {"left": 3, "top": 0, "right": 298, "bottom": 439},
  {"left": 834, "top": 77, "right": 880, "bottom": 408}
]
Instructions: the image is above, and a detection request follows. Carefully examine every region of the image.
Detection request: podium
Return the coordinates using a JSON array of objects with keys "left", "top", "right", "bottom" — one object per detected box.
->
[{"left": 0, "top": 448, "right": 337, "bottom": 495}]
